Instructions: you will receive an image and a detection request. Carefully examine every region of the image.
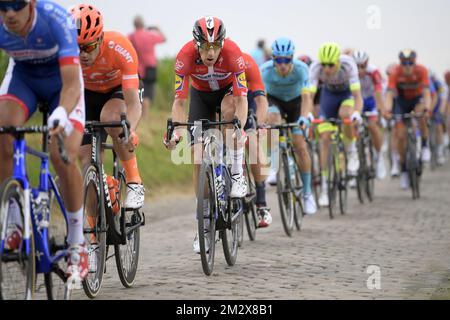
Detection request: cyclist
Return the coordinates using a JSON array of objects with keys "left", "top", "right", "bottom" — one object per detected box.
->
[
  {"left": 299, "top": 54, "right": 321, "bottom": 118},
  {"left": 385, "top": 49, "right": 432, "bottom": 190},
  {"left": 164, "top": 17, "right": 248, "bottom": 253},
  {"left": 309, "top": 42, "right": 363, "bottom": 207},
  {"left": 0, "top": 0, "right": 87, "bottom": 282},
  {"left": 429, "top": 71, "right": 446, "bottom": 165},
  {"left": 262, "top": 37, "right": 317, "bottom": 215},
  {"left": 70, "top": 4, "right": 145, "bottom": 209},
  {"left": 352, "top": 50, "right": 387, "bottom": 179},
  {"left": 242, "top": 52, "right": 272, "bottom": 227}
]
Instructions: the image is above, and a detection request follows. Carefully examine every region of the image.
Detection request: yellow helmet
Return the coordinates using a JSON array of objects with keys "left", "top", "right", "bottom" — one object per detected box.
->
[{"left": 318, "top": 42, "right": 341, "bottom": 64}]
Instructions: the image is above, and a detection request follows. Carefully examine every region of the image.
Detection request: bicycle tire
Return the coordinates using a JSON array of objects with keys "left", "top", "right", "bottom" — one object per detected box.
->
[
  {"left": 366, "top": 137, "right": 376, "bottom": 202},
  {"left": 356, "top": 137, "right": 367, "bottom": 204},
  {"left": 429, "top": 122, "right": 438, "bottom": 171},
  {"left": 277, "top": 152, "right": 295, "bottom": 236},
  {"left": 0, "top": 178, "right": 35, "bottom": 300},
  {"left": 45, "top": 176, "right": 72, "bottom": 300},
  {"left": 293, "top": 164, "right": 304, "bottom": 231},
  {"left": 115, "top": 170, "right": 140, "bottom": 288},
  {"left": 197, "top": 162, "right": 217, "bottom": 276},
  {"left": 221, "top": 199, "right": 240, "bottom": 267},
  {"left": 327, "top": 146, "right": 338, "bottom": 220},
  {"left": 338, "top": 143, "right": 348, "bottom": 215},
  {"left": 82, "top": 165, "right": 107, "bottom": 298}
]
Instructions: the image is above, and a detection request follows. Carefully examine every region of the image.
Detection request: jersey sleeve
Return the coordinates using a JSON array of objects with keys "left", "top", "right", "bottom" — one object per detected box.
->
[
  {"left": 245, "top": 55, "right": 265, "bottom": 93},
  {"left": 173, "top": 49, "right": 190, "bottom": 100},
  {"left": 228, "top": 44, "right": 248, "bottom": 97},
  {"left": 371, "top": 69, "right": 383, "bottom": 93},
  {"left": 348, "top": 59, "right": 361, "bottom": 91},
  {"left": 420, "top": 67, "right": 430, "bottom": 88},
  {"left": 116, "top": 37, "right": 140, "bottom": 90},
  {"left": 387, "top": 69, "right": 398, "bottom": 91},
  {"left": 308, "top": 62, "right": 321, "bottom": 93},
  {"left": 48, "top": 5, "right": 80, "bottom": 66},
  {"left": 298, "top": 62, "right": 310, "bottom": 94}
]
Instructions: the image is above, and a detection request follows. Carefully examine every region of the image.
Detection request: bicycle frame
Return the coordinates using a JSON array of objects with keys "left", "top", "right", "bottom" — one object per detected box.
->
[{"left": 0, "top": 132, "right": 69, "bottom": 274}]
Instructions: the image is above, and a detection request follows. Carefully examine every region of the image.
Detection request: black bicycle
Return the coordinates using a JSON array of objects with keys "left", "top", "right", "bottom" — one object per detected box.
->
[
  {"left": 166, "top": 117, "right": 244, "bottom": 276},
  {"left": 393, "top": 113, "right": 424, "bottom": 200},
  {"left": 82, "top": 113, "right": 145, "bottom": 298},
  {"left": 355, "top": 113, "right": 376, "bottom": 204},
  {"left": 262, "top": 123, "right": 305, "bottom": 236}
]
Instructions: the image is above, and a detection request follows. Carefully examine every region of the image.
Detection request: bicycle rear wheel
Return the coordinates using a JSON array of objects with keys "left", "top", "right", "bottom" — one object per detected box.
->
[
  {"left": 277, "top": 152, "right": 295, "bottom": 236},
  {"left": 338, "top": 144, "right": 348, "bottom": 215},
  {"left": 197, "top": 162, "right": 217, "bottom": 276},
  {"left": 365, "top": 138, "right": 376, "bottom": 202},
  {"left": 0, "top": 178, "right": 35, "bottom": 300},
  {"left": 115, "top": 170, "right": 140, "bottom": 288},
  {"left": 243, "top": 160, "right": 257, "bottom": 241},
  {"left": 327, "top": 148, "right": 338, "bottom": 220},
  {"left": 82, "top": 165, "right": 107, "bottom": 297},
  {"left": 293, "top": 158, "right": 304, "bottom": 231}
]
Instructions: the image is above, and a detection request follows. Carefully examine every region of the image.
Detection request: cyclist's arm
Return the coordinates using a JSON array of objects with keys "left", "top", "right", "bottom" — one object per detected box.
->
[
  {"left": 422, "top": 87, "right": 432, "bottom": 112},
  {"left": 123, "top": 88, "right": 142, "bottom": 130},
  {"left": 171, "top": 98, "right": 188, "bottom": 137},
  {"left": 385, "top": 90, "right": 394, "bottom": 113},
  {"left": 234, "top": 95, "right": 248, "bottom": 129},
  {"left": 375, "top": 91, "right": 385, "bottom": 114},
  {"left": 352, "top": 89, "right": 363, "bottom": 113},
  {"left": 254, "top": 95, "right": 268, "bottom": 125},
  {"left": 301, "top": 89, "right": 314, "bottom": 118},
  {"left": 59, "top": 64, "right": 82, "bottom": 114}
]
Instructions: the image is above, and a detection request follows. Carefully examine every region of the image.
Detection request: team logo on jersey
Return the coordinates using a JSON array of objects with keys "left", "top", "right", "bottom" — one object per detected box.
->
[
  {"left": 175, "top": 74, "right": 184, "bottom": 92},
  {"left": 236, "top": 72, "right": 247, "bottom": 89}
]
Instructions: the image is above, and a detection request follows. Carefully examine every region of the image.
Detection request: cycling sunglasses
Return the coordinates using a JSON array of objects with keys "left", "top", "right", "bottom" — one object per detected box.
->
[
  {"left": 357, "top": 63, "right": 368, "bottom": 69},
  {"left": 401, "top": 60, "right": 415, "bottom": 66},
  {"left": 321, "top": 63, "right": 336, "bottom": 68},
  {"left": 199, "top": 41, "right": 222, "bottom": 51},
  {"left": 79, "top": 41, "right": 100, "bottom": 54},
  {"left": 0, "top": 1, "right": 29, "bottom": 12},
  {"left": 274, "top": 57, "right": 293, "bottom": 64}
]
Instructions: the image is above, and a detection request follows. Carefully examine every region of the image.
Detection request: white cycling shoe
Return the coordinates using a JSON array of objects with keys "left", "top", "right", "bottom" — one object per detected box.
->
[
  {"left": 302, "top": 193, "right": 317, "bottom": 215},
  {"left": 193, "top": 232, "right": 210, "bottom": 254},
  {"left": 318, "top": 191, "right": 329, "bottom": 207},
  {"left": 400, "top": 172, "right": 410, "bottom": 190},
  {"left": 266, "top": 168, "right": 277, "bottom": 186},
  {"left": 230, "top": 173, "right": 247, "bottom": 198},
  {"left": 124, "top": 183, "right": 145, "bottom": 209}
]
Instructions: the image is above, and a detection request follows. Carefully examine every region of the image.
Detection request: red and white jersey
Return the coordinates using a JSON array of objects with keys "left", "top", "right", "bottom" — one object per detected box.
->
[
  {"left": 359, "top": 65, "right": 383, "bottom": 99},
  {"left": 173, "top": 38, "right": 248, "bottom": 99}
]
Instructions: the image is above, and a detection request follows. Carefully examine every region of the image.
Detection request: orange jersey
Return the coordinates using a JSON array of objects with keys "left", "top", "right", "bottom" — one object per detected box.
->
[
  {"left": 82, "top": 31, "right": 140, "bottom": 93},
  {"left": 243, "top": 52, "right": 265, "bottom": 93},
  {"left": 388, "top": 64, "right": 430, "bottom": 100}
]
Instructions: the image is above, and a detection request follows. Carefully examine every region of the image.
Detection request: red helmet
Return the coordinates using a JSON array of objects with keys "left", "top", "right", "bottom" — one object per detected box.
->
[
  {"left": 192, "top": 16, "right": 226, "bottom": 47},
  {"left": 444, "top": 71, "right": 450, "bottom": 83},
  {"left": 298, "top": 54, "right": 312, "bottom": 66},
  {"left": 70, "top": 4, "right": 104, "bottom": 44}
]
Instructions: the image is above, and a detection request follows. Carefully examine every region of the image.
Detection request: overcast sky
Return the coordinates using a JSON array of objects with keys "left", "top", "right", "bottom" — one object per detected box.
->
[{"left": 55, "top": 0, "right": 450, "bottom": 77}]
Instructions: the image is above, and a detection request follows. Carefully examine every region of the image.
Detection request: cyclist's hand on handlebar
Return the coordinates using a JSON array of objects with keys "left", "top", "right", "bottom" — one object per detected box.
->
[
  {"left": 350, "top": 111, "right": 363, "bottom": 124},
  {"left": 48, "top": 106, "right": 73, "bottom": 136},
  {"left": 163, "top": 130, "right": 182, "bottom": 150}
]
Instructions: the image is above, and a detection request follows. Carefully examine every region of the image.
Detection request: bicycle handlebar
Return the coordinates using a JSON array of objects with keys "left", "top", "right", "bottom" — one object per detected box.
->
[{"left": 85, "top": 112, "right": 131, "bottom": 143}]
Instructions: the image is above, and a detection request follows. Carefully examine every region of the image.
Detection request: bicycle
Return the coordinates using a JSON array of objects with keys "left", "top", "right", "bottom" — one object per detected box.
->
[
  {"left": 392, "top": 112, "right": 424, "bottom": 200},
  {"left": 355, "top": 112, "right": 377, "bottom": 204},
  {"left": 82, "top": 113, "right": 145, "bottom": 298},
  {"left": 262, "top": 123, "right": 305, "bottom": 237},
  {"left": 166, "top": 117, "right": 244, "bottom": 276},
  {"left": 429, "top": 111, "right": 442, "bottom": 171},
  {"left": 313, "top": 118, "right": 350, "bottom": 219},
  {"left": 0, "top": 104, "right": 74, "bottom": 300}
]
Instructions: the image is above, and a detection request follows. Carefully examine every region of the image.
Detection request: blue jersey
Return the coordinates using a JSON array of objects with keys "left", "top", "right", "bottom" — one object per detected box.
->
[
  {"left": 260, "top": 59, "right": 310, "bottom": 102},
  {"left": 0, "top": 0, "right": 79, "bottom": 77}
]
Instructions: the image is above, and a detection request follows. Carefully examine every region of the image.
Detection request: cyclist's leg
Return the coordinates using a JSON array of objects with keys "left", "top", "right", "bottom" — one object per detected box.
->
[
  {"left": 337, "top": 93, "right": 358, "bottom": 176},
  {"left": 221, "top": 90, "right": 248, "bottom": 198},
  {"left": 0, "top": 62, "right": 36, "bottom": 181},
  {"left": 266, "top": 95, "right": 285, "bottom": 184},
  {"left": 414, "top": 97, "right": 429, "bottom": 159}
]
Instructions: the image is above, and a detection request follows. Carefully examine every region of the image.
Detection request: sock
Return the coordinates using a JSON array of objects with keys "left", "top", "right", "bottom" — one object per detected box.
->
[
  {"left": 401, "top": 162, "right": 407, "bottom": 173},
  {"left": 229, "top": 148, "right": 244, "bottom": 176},
  {"left": 67, "top": 207, "right": 84, "bottom": 246},
  {"left": 255, "top": 181, "right": 267, "bottom": 207},
  {"left": 301, "top": 172, "right": 312, "bottom": 195},
  {"left": 122, "top": 156, "right": 142, "bottom": 184}
]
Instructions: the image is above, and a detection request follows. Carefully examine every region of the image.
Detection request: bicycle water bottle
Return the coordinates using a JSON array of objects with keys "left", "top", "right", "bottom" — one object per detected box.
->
[
  {"left": 288, "top": 155, "right": 296, "bottom": 182},
  {"left": 32, "top": 191, "right": 50, "bottom": 230},
  {"left": 106, "top": 175, "right": 120, "bottom": 215}
]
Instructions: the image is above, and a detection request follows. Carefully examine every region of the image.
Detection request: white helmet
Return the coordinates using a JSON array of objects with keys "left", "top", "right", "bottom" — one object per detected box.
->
[{"left": 353, "top": 50, "right": 369, "bottom": 65}]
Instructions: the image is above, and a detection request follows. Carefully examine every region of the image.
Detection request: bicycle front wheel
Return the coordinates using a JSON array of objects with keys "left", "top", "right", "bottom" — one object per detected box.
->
[
  {"left": 197, "top": 162, "right": 217, "bottom": 276},
  {"left": 115, "top": 170, "right": 140, "bottom": 288},
  {"left": 277, "top": 152, "right": 295, "bottom": 236},
  {"left": 221, "top": 199, "right": 241, "bottom": 267},
  {"left": 338, "top": 144, "right": 348, "bottom": 215},
  {"left": 0, "top": 178, "right": 35, "bottom": 300},
  {"left": 82, "top": 165, "right": 107, "bottom": 297}
]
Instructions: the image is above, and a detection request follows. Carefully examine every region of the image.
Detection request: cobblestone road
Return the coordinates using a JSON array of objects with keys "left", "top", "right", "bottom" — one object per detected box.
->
[{"left": 43, "top": 162, "right": 450, "bottom": 300}]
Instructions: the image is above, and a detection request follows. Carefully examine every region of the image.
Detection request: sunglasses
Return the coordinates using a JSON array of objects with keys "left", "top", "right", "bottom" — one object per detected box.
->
[
  {"left": 199, "top": 41, "right": 222, "bottom": 51},
  {"left": 0, "top": 1, "right": 29, "bottom": 12},
  {"left": 357, "top": 63, "right": 368, "bottom": 69},
  {"left": 321, "top": 63, "right": 336, "bottom": 68},
  {"left": 401, "top": 60, "right": 415, "bottom": 66},
  {"left": 274, "top": 57, "right": 293, "bottom": 64},
  {"left": 79, "top": 41, "right": 100, "bottom": 54}
]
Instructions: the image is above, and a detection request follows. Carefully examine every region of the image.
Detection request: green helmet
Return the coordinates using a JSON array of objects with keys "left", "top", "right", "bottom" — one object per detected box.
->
[{"left": 318, "top": 42, "right": 341, "bottom": 64}]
